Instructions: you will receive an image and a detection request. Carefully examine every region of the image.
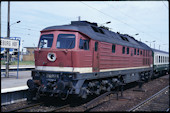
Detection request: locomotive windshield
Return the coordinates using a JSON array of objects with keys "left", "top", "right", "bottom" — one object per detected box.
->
[
  {"left": 39, "top": 34, "right": 53, "bottom": 48},
  {"left": 56, "top": 34, "right": 75, "bottom": 49}
]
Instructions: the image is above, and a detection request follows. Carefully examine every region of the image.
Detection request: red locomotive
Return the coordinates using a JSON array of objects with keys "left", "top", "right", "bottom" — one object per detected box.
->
[{"left": 27, "top": 21, "right": 154, "bottom": 101}]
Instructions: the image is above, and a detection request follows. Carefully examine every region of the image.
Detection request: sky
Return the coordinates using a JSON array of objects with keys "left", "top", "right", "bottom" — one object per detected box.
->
[{"left": 1, "top": 1, "right": 169, "bottom": 52}]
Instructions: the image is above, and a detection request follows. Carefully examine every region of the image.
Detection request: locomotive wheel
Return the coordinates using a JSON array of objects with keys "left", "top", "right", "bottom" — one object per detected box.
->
[
  {"left": 27, "top": 89, "right": 37, "bottom": 102},
  {"left": 59, "top": 90, "right": 69, "bottom": 100},
  {"left": 26, "top": 79, "right": 37, "bottom": 102}
]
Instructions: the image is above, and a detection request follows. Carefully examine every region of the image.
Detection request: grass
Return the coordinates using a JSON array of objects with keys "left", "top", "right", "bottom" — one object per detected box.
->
[{"left": 1, "top": 60, "right": 35, "bottom": 65}]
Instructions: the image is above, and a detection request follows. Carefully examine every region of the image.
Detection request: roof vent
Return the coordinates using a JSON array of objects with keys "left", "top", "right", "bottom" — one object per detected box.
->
[{"left": 71, "top": 21, "right": 98, "bottom": 26}]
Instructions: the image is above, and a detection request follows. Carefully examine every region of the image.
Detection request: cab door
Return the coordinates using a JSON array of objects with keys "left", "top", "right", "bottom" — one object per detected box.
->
[{"left": 93, "top": 41, "right": 99, "bottom": 72}]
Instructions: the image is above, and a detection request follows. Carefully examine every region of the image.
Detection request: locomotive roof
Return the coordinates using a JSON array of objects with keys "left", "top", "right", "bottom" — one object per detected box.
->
[{"left": 42, "top": 21, "right": 151, "bottom": 50}]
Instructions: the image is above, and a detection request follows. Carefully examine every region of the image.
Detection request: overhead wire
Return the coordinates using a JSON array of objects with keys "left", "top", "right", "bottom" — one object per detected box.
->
[
  {"left": 80, "top": 2, "right": 145, "bottom": 33},
  {"left": 80, "top": 1, "right": 167, "bottom": 43},
  {"left": 107, "top": 3, "right": 167, "bottom": 42},
  {"left": 162, "top": 1, "right": 168, "bottom": 9}
]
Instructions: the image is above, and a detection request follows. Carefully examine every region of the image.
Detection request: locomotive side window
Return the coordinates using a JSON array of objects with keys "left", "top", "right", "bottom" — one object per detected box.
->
[
  {"left": 127, "top": 47, "right": 129, "bottom": 54},
  {"left": 112, "top": 44, "right": 116, "bottom": 53},
  {"left": 122, "top": 46, "right": 125, "bottom": 54},
  {"left": 140, "top": 50, "right": 142, "bottom": 55},
  {"left": 39, "top": 34, "right": 53, "bottom": 48},
  {"left": 143, "top": 50, "right": 145, "bottom": 56},
  {"left": 137, "top": 49, "right": 139, "bottom": 55},
  {"left": 79, "top": 39, "right": 89, "bottom": 50},
  {"left": 57, "top": 34, "right": 75, "bottom": 49},
  {"left": 95, "top": 42, "right": 98, "bottom": 51},
  {"left": 134, "top": 48, "right": 136, "bottom": 55}
]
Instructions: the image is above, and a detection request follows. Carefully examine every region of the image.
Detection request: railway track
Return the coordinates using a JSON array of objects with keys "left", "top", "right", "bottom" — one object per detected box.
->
[
  {"left": 4, "top": 102, "right": 44, "bottom": 112},
  {"left": 82, "top": 88, "right": 129, "bottom": 112},
  {"left": 2, "top": 74, "right": 169, "bottom": 112},
  {"left": 127, "top": 85, "right": 169, "bottom": 111},
  {"left": 4, "top": 101, "right": 70, "bottom": 112}
]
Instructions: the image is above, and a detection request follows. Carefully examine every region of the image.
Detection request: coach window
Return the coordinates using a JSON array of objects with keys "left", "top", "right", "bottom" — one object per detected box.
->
[
  {"left": 159, "top": 56, "right": 160, "bottom": 63},
  {"left": 163, "top": 56, "right": 165, "bottom": 63},
  {"left": 127, "top": 47, "right": 129, "bottom": 54},
  {"left": 79, "top": 39, "right": 89, "bottom": 50},
  {"left": 165, "top": 57, "right": 166, "bottom": 63},
  {"left": 122, "top": 46, "right": 125, "bottom": 54},
  {"left": 165, "top": 57, "right": 167, "bottom": 62},
  {"left": 134, "top": 48, "right": 136, "bottom": 55},
  {"left": 112, "top": 44, "right": 116, "bottom": 53},
  {"left": 162, "top": 56, "right": 163, "bottom": 63},
  {"left": 140, "top": 50, "right": 142, "bottom": 55},
  {"left": 167, "top": 57, "right": 169, "bottom": 62},
  {"left": 95, "top": 42, "right": 98, "bottom": 51}
]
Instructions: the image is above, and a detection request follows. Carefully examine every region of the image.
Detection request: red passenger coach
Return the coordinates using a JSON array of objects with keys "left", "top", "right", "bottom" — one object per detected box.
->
[{"left": 27, "top": 21, "right": 153, "bottom": 101}]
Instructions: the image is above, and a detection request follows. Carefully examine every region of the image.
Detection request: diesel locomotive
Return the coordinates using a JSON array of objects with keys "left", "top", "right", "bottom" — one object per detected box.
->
[{"left": 27, "top": 20, "right": 169, "bottom": 101}]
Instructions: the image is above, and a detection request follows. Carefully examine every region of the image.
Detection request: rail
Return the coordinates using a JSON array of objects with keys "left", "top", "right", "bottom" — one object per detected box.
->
[
  {"left": 4, "top": 102, "right": 43, "bottom": 112},
  {"left": 127, "top": 85, "right": 169, "bottom": 112}
]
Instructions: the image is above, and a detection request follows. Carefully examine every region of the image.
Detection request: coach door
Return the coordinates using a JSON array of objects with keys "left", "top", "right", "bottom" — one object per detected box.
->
[{"left": 93, "top": 41, "right": 99, "bottom": 72}]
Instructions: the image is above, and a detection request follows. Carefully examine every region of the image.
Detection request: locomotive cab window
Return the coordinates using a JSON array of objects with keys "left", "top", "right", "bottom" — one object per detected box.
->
[
  {"left": 39, "top": 34, "right": 53, "bottom": 48},
  {"left": 57, "top": 34, "right": 75, "bottom": 49},
  {"left": 79, "top": 39, "right": 89, "bottom": 50}
]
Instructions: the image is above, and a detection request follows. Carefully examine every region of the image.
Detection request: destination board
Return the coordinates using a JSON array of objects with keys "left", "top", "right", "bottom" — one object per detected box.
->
[{"left": 1, "top": 38, "right": 19, "bottom": 49}]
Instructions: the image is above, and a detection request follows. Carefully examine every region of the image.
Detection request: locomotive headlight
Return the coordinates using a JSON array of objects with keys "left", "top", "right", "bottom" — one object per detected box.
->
[{"left": 47, "top": 52, "right": 56, "bottom": 62}]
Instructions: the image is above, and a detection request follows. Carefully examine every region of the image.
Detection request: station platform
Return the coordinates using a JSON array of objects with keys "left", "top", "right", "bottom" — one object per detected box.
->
[
  {"left": 1, "top": 65, "right": 35, "bottom": 72},
  {"left": 1, "top": 65, "right": 34, "bottom": 93}
]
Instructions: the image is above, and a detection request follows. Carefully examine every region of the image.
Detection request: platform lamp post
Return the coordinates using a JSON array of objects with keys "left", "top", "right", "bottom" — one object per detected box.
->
[
  {"left": 99, "top": 21, "right": 111, "bottom": 30},
  {"left": 145, "top": 40, "right": 156, "bottom": 48},
  {"left": 101, "top": 21, "right": 111, "bottom": 25},
  {"left": 133, "top": 33, "right": 139, "bottom": 40},
  {"left": 6, "top": 1, "right": 21, "bottom": 77}
]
